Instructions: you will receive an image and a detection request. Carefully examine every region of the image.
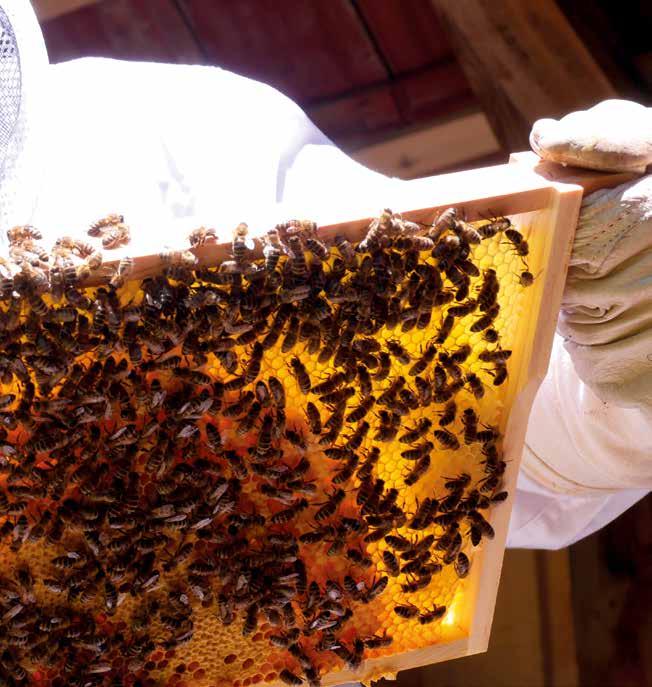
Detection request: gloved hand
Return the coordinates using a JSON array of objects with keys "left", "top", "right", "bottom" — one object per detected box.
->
[
  {"left": 531, "top": 100, "right": 652, "bottom": 411},
  {"left": 520, "top": 100, "right": 652, "bottom": 504}
]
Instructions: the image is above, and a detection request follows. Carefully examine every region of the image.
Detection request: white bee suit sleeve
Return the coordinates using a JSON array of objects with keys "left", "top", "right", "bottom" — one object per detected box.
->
[
  {"left": 24, "top": 57, "right": 649, "bottom": 549},
  {"left": 30, "top": 58, "right": 340, "bottom": 251}
]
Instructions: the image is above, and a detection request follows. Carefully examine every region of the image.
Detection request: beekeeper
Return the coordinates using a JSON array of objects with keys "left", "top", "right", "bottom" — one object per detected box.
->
[{"left": 2, "top": 2, "right": 651, "bottom": 549}]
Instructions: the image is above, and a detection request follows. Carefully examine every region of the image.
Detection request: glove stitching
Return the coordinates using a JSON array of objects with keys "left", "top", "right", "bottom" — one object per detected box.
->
[{"left": 573, "top": 206, "right": 641, "bottom": 277}]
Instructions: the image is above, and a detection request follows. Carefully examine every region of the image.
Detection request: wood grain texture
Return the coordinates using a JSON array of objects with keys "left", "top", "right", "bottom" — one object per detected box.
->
[
  {"left": 571, "top": 494, "right": 652, "bottom": 687},
  {"left": 32, "top": 0, "right": 100, "bottom": 21},
  {"left": 178, "top": 0, "right": 388, "bottom": 102},
  {"left": 430, "top": 0, "right": 617, "bottom": 150},
  {"left": 355, "top": 0, "right": 455, "bottom": 73},
  {"left": 308, "top": 61, "right": 475, "bottom": 144},
  {"left": 41, "top": 0, "right": 202, "bottom": 64},
  {"left": 351, "top": 110, "right": 500, "bottom": 179},
  {"left": 535, "top": 549, "right": 580, "bottom": 687}
]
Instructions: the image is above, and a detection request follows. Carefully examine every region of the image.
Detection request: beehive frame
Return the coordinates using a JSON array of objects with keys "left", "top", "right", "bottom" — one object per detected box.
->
[{"left": 69, "top": 151, "right": 634, "bottom": 686}]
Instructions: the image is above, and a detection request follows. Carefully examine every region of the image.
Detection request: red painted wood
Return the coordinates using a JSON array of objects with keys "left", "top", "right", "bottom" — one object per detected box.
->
[
  {"left": 308, "top": 62, "right": 475, "bottom": 143},
  {"left": 356, "top": 0, "right": 456, "bottom": 73},
  {"left": 178, "top": 0, "right": 389, "bottom": 101},
  {"left": 391, "top": 60, "right": 475, "bottom": 122},
  {"left": 42, "top": 0, "right": 202, "bottom": 64},
  {"left": 308, "top": 87, "right": 403, "bottom": 141}
]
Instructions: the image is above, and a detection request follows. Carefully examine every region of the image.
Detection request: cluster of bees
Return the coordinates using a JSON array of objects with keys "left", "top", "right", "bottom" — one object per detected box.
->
[{"left": 0, "top": 207, "right": 531, "bottom": 686}]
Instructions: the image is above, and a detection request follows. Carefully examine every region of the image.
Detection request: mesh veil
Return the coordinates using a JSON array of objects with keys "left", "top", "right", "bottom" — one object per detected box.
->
[{"left": 0, "top": 1, "right": 48, "bottom": 246}]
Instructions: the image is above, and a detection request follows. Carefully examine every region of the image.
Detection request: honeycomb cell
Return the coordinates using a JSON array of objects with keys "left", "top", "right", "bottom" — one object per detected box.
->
[{"left": 0, "top": 211, "right": 541, "bottom": 687}]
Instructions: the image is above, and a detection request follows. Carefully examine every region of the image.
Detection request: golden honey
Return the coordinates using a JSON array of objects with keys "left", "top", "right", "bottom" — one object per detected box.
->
[{"left": 0, "top": 212, "right": 537, "bottom": 687}]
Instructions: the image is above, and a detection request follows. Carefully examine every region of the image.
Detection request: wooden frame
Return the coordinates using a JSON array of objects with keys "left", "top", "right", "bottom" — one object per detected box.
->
[
  {"left": 320, "top": 153, "right": 634, "bottom": 685},
  {"left": 83, "top": 152, "right": 633, "bottom": 684}
]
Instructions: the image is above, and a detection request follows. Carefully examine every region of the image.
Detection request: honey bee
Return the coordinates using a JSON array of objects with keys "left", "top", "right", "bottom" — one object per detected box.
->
[
  {"left": 477, "top": 268, "right": 498, "bottom": 309},
  {"left": 479, "top": 348, "right": 512, "bottom": 363},
  {"left": 504, "top": 228, "right": 530, "bottom": 258},
  {"left": 437, "top": 400, "right": 457, "bottom": 426},
  {"left": 363, "top": 633, "right": 393, "bottom": 649},
  {"left": 518, "top": 270, "right": 535, "bottom": 287},
  {"left": 447, "top": 300, "right": 477, "bottom": 318},
  {"left": 454, "top": 218, "right": 482, "bottom": 244},
  {"left": 287, "top": 235, "right": 309, "bottom": 284},
  {"left": 101, "top": 221, "right": 131, "bottom": 249},
  {"left": 401, "top": 440, "right": 433, "bottom": 461},
  {"left": 386, "top": 339, "right": 410, "bottom": 365},
  {"left": 374, "top": 351, "right": 391, "bottom": 380},
  {"left": 393, "top": 603, "right": 419, "bottom": 619},
  {"left": 408, "top": 341, "right": 437, "bottom": 376},
  {"left": 428, "top": 207, "right": 457, "bottom": 241},
  {"left": 319, "top": 386, "right": 355, "bottom": 408},
  {"left": 492, "top": 491, "right": 509, "bottom": 503},
  {"left": 404, "top": 455, "right": 430, "bottom": 486},
  {"left": 478, "top": 216, "right": 511, "bottom": 238},
  {"left": 305, "top": 235, "right": 329, "bottom": 261},
  {"left": 374, "top": 409, "right": 401, "bottom": 442},
  {"left": 334, "top": 235, "right": 356, "bottom": 265},
  {"left": 311, "top": 371, "right": 345, "bottom": 396},
  {"left": 460, "top": 408, "right": 479, "bottom": 443},
  {"left": 231, "top": 222, "right": 253, "bottom": 266},
  {"left": 434, "top": 428, "right": 460, "bottom": 450},
  {"left": 353, "top": 447, "right": 378, "bottom": 482},
  {"left": 109, "top": 256, "right": 134, "bottom": 289},
  {"left": 488, "top": 362, "right": 508, "bottom": 386},
  {"left": 465, "top": 372, "right": 485, "bottom": 399},
  {"left": 314, "top": 488, "right": 345, "bottom": 521},
  {"left": 432, "top": 234, "right": 462, "bottom": 265},
  {"left": 188, "top": 226, "right": 218, "bottom": 247},
  {"left": 159, "top": 248, "right": 197, "bottom": 268},
  {"left": 331, "top": 451, "right": 359, "bottom": 484},
  {"left": 346, "top": 395, "right": 375, "bottom": 423},
  {"left": 262, "top": 376, "right": 284, "bottom": 409},
  {"left": 358, "top": 209, "right": 394, "bottom": 253},
  {"left": 289, "top": 356, "right": 311, "bottom": 394},
  {"left": 394, "top": 234, "right": 434, "bottom": 252},
  {"left": 262, "top": 228, "right": 284, "bottom": 272},
  {"left": 377, "top": 375, "right": 405, "bottom": 405},
  {"left": 468, "top": 510, "right": 495, "bottom": 544},
  {"left": 354, "top": 363, "right": 372, "bottom": 397},
  {"left": 454, "top": 552, "right": 470, "bottom": 578},
  {"left": 418, "top": 605, "right": 447, "bottom": 624},
  {"left": 398, "top": 417, "right": 432, "bottom": 444},
  {"left": 362, "top": 574, "right": 389, "bottom": 602},
  {"left": 435, "top": 313, "right": 455, "bottom": 344},
  {"left": 88, "top": 213, "right": 123, "bottom": 236},
  {"left": 483, "top": 328, "right": 499, "bottom": 343}
]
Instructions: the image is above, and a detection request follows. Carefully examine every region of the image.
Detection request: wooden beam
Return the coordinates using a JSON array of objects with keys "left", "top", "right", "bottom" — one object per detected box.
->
[
  {"left": 41, "top": 0, "right": 202, "bottom": 66},
  {"left": 535, "top": 549, "right": 580, "bottom": 687},
  {"left": 430, "top": 0, "right": 617, "bottom": 151},
  {"left": 32, "top": 0, "right": 100, "bottom": 22},
  {"left": 306, "top": 60, "right": 475, "bottom": 144},
  {"left": 350, "top": 110, "right": 501, "bottom": 179}
]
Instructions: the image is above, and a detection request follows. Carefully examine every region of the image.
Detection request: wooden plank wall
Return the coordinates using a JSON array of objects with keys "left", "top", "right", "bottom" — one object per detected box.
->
[{"left": 571, "top": 493, "right": 652, "bottom": 686}]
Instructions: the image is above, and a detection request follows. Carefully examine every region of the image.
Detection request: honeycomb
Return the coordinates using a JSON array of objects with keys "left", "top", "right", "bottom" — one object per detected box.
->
[{"left": 0, "top": 210, "right": 539, "bottom": 686}]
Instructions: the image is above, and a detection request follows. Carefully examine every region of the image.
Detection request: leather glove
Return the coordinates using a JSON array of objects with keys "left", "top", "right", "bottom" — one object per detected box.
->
[{"left": 522, "top": 100, "right": 652, "bottom": 496}]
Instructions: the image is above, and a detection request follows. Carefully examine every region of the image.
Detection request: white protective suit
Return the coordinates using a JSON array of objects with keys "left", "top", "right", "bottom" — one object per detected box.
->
[{"left": 4, "top": 2, "right": 652, "bottom": 549}]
